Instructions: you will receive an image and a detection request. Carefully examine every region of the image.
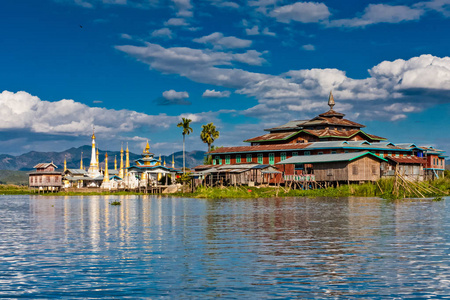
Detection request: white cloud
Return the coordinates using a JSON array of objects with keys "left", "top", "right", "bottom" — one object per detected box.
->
[
  {"left": 151, "top": 28, "right": 173, "bottom": 38},
  {"left": 246, "top": 25, "right": 260, "bottom": 35},
  {"left": 164, "top": 18, "right": 189, "bottom": 26},
  {"left": 301, "top": 44, "right": 315, "bottom": 51},
  {"left": 202, "top": 89, "right": 231, "bottom": 98},
  {"left": 163, "top": 89, "right": 189, "bottom": 100},
  {"left": 270, "top": 2, "right": 331, "bottom": 23},
  {"left": 329, "top": 4, "right": 424, "bottom": 28},
  {"left": 262, "top": 27, "right": 276, "bottom": 36},
  {"left": 193, "top": 32, "right": 252, "bottom": 49},
  {"left": 171, "top": 0, "right": 193, "bottom": 17},
  {"left": 120, "top": 33, "right": 132, "bottom": 39},
  {"left": 0, "top": 90, "right": 182, "bottom": 135},
  {"left": 416, "top": 0, "right": 450, "bottom": 17}
]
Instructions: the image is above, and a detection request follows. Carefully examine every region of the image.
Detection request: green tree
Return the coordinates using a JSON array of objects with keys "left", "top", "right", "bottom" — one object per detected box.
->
[
  {"left": 177, "top": 118, "right": 193, "bottom": 174},
  {"left": 200, "top": 123, "right": 220, "bottom": 164}
]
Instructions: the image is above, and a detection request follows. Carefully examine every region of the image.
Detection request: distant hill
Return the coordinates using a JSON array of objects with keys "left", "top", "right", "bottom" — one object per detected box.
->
[
  {"left": 0, "top": 146, "right": 206, "bottom": 171},
  {"left": 0, "top": 170, "right": 28, "bottom": 185}
]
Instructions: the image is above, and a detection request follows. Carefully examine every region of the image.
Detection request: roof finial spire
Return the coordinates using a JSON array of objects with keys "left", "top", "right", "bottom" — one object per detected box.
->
[{"left": 328, "top": 91, "right": 335, "bottom": 110}]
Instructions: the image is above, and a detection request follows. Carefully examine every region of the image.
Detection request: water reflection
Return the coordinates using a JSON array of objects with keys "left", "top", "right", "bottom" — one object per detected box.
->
[{"left": 0, "top": 195, "right": 449, "bottom": 298}]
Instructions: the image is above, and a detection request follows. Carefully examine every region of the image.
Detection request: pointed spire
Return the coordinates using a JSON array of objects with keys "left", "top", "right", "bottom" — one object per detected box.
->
[
  {"left": 92, "top": 126, "right": 96, "bottom": 140},
  {"left": 119, "top": 143, "right": 124, "bottom": 179},
  {"left": 144, "top": 140, "right": 150, "bottom": 154},
  {"left": 80, "top": 152, "right": 83, "bottom": 170},
  {"left": 328, "top": 91, "right": 335, "bottom": 110},
  {"left": 103, "top": 152, "right": 109, "bottom": 183},
  {"left": 114, "top": 155, "right": 117, "bottom": 171},
  {"left": 64, "top": 155, "right": 67, "bottom": 172},
  {"left": 164, "top": 157, "right": 166, "bottom": 167},
  {"left": 172, "top": 154, "right": 175, "bottom": 168}
]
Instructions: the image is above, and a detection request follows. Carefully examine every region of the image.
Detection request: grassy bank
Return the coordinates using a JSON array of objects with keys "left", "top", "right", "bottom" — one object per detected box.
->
[
  {"left": 0, "top": 184, "right": 30, "bottom": 195},
  {"left": 180, "top": 177, "right": 450, "bottom": 200}
]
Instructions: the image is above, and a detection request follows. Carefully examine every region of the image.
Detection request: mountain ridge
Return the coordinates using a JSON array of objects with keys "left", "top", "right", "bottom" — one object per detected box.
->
[{"left": 0, "top": 146, "right": 206, "bottom": 171}]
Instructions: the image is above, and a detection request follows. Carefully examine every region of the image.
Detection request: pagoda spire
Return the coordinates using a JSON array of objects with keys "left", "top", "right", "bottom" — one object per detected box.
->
[
  {"left": 80, "top": 152, "right": 83, "bottom": 170},
  {"left": 64, "top": 156, "right": 67, "bottom": 172},
  {"left": 125, "top": 142, "right": 130, "bottom": 177},
  {"left": 328, "top": 91, "right": 335, "bottom": 110},
  {"left": 172, "top": 154, "right": 175, "bottom": 168},
  {"left": 119, "top": 143, "right": 124, "bottom": 178},
  {"left": 103, "top": 153, "right": 109, "bottom": 183},
  {"left": 114, "top": 155, "right": 117, "bottom": 171}
]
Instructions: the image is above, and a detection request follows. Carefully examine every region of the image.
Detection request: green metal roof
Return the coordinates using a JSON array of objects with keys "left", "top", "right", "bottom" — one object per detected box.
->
[{"left": 277, "top": 151, "right": 388, "bottom": 165}]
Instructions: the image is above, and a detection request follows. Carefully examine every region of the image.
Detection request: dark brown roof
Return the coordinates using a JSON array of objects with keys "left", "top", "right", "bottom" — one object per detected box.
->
[
  {"left": 318, "top": 109, "right": 345, "bottom": 118},
  {"left": 244, "top": 131, "right": 298, "bottom": 142},
  {"left": 387, "top": 156, "right": 426, "bottom": 164},
  {"left": 303, "top": 129, "right": 386, "bottom": 140},
  {"left": 209, "top": 143, "right": 311, "bottom": 154},
  {"left": 303, "top": 116, "right": 365, "bottom": 128}
]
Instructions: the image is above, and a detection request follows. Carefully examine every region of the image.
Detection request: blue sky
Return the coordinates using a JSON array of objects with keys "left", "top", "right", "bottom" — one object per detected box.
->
[{"left": 0, "top": 0, "right": 449, "bottom": 156}]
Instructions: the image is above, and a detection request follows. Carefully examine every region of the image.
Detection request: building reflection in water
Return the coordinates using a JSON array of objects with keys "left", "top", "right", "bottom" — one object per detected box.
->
[{"left": 21, "top": 195, "right": 450, "bottom": 298}]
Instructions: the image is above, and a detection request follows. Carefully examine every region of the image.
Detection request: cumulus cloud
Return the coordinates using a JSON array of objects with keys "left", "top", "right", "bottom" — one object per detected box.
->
[
  {"left": 151, "top": 28, "right": 173, "bottom": 38},
  {"left": 246, "top": 25, "right": 260, "bottom": 35},
  {"left": 156, "top": 89, "right": 191, "bottom": 105},
  {"left": 120, "top": 33, "right": 132, "bottom": 39},
  {"left": 202, "top": 89, "right": 231, "bottom": 98},
  {"left": 262, "top": 27, "right": 276, "bottom": 36},
  {"left": 164, "top": 18, "right": 189, "bottom": 26},
  {"left": 301, "top": 44, "right": 315, "bottom": 51},
  {"left": 115, "top": 42, "right": 269, "bottom": 88},
  {"left": 329, "top": 4, "right": 424, "bottom": 28},
  {"left": 0, "top": 90, "right": 183, "bottom": 135},
  {"left": 270, "top": 2, "right": 331, "bottom": 23},
  {"left": 193, "top": 32, "right": 252, "bottom": 49},
  {"left": 171, "top": 0, "right": 193, "bottom": 17},
  {"left": 116, "top": 39, "right": 450, "bottom": 122}
]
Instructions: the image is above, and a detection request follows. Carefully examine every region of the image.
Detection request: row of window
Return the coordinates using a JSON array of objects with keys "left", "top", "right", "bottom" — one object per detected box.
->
[
  {"left": 433, "top": 158, "right": 445, "bottom": 167},
  {"left": 213, "top": 150, "right": 426, "bottom": 165}
]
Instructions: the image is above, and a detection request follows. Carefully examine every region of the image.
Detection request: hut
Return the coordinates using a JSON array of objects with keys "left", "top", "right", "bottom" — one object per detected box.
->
[
  {"left": 383, "top": 156, "right": 426, "bottom": 181},
  {"left": 29, "top": 163, "right": 63, "bottom": 192},
  {"left": 277, "top": 151, "right": 387, "bottom": 184}
]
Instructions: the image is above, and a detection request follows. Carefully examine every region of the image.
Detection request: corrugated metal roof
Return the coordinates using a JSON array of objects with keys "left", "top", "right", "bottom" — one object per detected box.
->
[
  {"left": 277, "top": 151, "right": 387, "bottom": 164},
  {"left": 66, "top": 169, "right": 88, "bottom": 175},
  {"left": 244, "top": 131, "right": 298, "bottom": 142},
  {"left": 264, "top": 120, "right": 308, "bottom": 131},
  {"left": 386, "top": 156, "right": 426, "bottom": 164},
  {"left": 33, "top": 163, "right": 57, "bottom": 169}
]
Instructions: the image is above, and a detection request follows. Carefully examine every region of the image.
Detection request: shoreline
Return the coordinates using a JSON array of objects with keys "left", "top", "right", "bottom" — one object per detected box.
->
[{"left": 2, "top": 177, "right": 449, "bottom": 200}]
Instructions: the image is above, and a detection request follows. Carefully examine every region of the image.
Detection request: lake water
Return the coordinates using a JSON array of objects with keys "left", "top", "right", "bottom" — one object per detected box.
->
[{"left": 1, "top": 195, "right": 450, "bottom": 299}]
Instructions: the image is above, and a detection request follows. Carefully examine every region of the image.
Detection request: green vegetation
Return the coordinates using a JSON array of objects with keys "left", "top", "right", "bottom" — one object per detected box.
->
[
  {"left": 179, "top": 177, "right": 450, "bottom": 200},
  {"left": 110, "top": 201, "right": 121, "bottom": 205},
  {"left": 0, "top": 184, "right": 30, "bottom": 194},
  {"left": 200, "top": 122, "right": 220, "bottom": 164}
]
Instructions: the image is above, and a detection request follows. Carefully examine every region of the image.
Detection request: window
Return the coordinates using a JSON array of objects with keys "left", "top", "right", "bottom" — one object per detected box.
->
[
  {"left": 269, "top": 153, "right": 275, "bottom": 165},
  {"left": 345, "top": 150, "right": 349, "bottom": 153},
  {"left": 281, "top": 152, "right": 286, "bottom": 161},
  {"left": 225, "top": 155, "right": 230, "bottom": 165},
  {"left": 396, "top": 153, "right": 400, "bottom": 157},
  {"left": 214, "top": 155, "right": 222, "bottom": 165},
  {"left": 292, "top": 152, "right": 298, "bottom": 156},
  {"left": 257, "top": 153, "right": 263, "bottom": 164},
  {"left": 304, "top": 151, "right": 310, "bottom": 155},
  {"left": 246, "top": 154, "right": 252, "bottom": 162},
  {"left": 388, "top": 152, "right": 392, "bottom": 157},
  {"left": 372, "top": 165, "right": 377, "bottom": 175},
  {"left": 352, "top": 165, "right": 358, "bottom": 175},
  {"left": 236, "top": 155, "right": 241, "bottom": 164},
  {"left": 318, "top": 152, "right": 323, "bottom": 155},
  {"left": 331, "top": 151, "right": 337, "bottom": 154}
]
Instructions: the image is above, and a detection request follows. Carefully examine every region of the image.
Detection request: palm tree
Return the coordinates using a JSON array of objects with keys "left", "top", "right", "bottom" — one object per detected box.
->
[
  {"left": 177, "top": 118, "right": 193, "bottom": 174},
  {"left": 200, "top": 123, "right": 220, "bottom": 164}
]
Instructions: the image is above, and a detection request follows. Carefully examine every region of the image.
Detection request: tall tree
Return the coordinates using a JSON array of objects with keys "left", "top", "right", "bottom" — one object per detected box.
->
[
  {"left": 200, "top": 123, "right": 220, "bottom": 164},
  {"left": 177, "top": 118, "right": 193, "bottom": 174}
]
